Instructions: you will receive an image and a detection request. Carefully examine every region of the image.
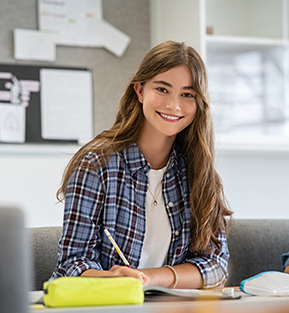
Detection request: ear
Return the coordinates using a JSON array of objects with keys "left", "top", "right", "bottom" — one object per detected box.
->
[{"left": 133, "top": 82, "right": 143, "bottom": 103}]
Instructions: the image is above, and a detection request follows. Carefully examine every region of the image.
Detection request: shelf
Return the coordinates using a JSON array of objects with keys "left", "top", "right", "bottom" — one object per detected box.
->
[
  {"left": 205, "top": 0, "right": 285, "bottom": 40},
  {"left": 216, "top": 144, "right": 289, "bottom": 156},
  {"left": 206, "top": 35, "right": 286, "bottom": 54},
  {"left": 215, "top": 133, "right": 289, "bottom": 155},
  {"left": 0, "top": 144, "right": 80, "bottom": 156}
]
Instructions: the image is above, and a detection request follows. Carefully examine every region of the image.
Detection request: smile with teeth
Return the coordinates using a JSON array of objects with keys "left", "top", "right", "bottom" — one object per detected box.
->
[{"left": 158, "top": 112, "right": 183, "bottom": 121}]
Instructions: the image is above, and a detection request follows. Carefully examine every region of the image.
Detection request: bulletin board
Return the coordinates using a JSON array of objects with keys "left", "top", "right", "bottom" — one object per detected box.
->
[
  {"left": 0, "top": 0, "right": 150, "bottom": 144},
  {"left": 0, "top": 63, "right": 93, "bottom": 144}
]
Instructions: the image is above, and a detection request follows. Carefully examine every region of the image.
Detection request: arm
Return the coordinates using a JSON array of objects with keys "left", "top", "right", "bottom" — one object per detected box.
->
[
  {"left": 138, "top": 263, "right": 202, "bottom": 289},
  {"left": 182, "top": 230, "right": 229, "bottom": 289},
  {"left": 52, "top": 163, "right": 104, "bottom": 278},
  {"left": 52, "top": 158, "right": 149, "bottom": 283},
  {"left": 133, "top": 231, "right": 228, "bottom": 289}
]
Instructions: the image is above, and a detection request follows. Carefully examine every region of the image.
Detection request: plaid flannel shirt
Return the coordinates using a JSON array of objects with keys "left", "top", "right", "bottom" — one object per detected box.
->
[{"left": 51, "top": 143, "right": 229, "bottom": 288}]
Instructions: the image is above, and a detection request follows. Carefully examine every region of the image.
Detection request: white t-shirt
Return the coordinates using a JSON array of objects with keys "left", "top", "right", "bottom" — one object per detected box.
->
[{"left": 138, "top": 165, "right": 171, "bottom": 269}]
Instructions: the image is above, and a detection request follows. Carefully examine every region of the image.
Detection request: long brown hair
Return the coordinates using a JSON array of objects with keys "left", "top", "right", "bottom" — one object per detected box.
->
[{"left": 57, "top": 41, "right": 232, "bottom": 254}]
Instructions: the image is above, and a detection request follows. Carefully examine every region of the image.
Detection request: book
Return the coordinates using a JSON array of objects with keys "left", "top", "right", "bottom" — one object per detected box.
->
[{"left": 143, "top": 285, "right": 241, "bottom": 301}]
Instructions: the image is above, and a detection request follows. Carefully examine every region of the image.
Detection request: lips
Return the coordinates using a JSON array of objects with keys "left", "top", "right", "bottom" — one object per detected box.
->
[{"left": 158, "top": 112, "right": 183, "bottom": 121}]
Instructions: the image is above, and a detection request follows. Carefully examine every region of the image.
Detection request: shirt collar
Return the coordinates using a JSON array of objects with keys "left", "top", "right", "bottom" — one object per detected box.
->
[
  {"left": 122, "top": 143, "right": 149, "bottom": 174},
  {"left": 122, "top": 143, "right": 183, "bottom": 175}
]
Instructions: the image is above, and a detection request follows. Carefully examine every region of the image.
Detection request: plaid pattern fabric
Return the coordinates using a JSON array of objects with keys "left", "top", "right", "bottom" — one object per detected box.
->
[
  {"left": 51, "top": 143, "right": 229, "bottom": 288},
  {"left": 282, "top": 252, "right": 289, "bottom": 271}
]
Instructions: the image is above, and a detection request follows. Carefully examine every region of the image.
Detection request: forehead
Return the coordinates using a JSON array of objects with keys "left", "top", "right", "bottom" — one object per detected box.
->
[{"left": 150, "top": 65, "right": 193, "bottom": 86}]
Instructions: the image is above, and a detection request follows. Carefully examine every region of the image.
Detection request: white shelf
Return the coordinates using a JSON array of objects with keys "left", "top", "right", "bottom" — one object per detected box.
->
[
  {"left": 0, "top": 144, "right": 80, "bottom": 156},
  {"left": 206, "top": 35, "right": 286, "bottom": 54},
  {"left": 215, "top": 133, "right": 289, "bottom": 155},
  {"left": 205, "top": 0, "right": 285, "bottom": 41}
]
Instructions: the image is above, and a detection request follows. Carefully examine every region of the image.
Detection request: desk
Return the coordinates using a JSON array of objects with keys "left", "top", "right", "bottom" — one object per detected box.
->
[{"left": 30, "top": 292, "right": 289, "bottom": 313}]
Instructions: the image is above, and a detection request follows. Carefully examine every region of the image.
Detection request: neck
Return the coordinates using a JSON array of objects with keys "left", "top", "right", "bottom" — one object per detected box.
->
[{"left": 137, "top": 133, "right": 175, "bottom": 170}]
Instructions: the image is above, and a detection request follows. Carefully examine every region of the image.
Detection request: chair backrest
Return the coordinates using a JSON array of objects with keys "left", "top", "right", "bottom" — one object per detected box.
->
[
  {"left": 28, "top": 226, "right": 62, "bottom": 290},
  {"left": 226, "top": 219, "right": 289, "bottom": 287},
  {"left": 0, "top": 207, "right": 30, "bottom": 313}
]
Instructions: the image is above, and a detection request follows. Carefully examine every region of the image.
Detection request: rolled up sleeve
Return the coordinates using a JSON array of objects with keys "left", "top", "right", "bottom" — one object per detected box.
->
[
  {"left": 185, "top": 231, "right": 229, "bottom": 289},
  {"left": 51, "top": 158, "right": 105, "bottom": 279}
]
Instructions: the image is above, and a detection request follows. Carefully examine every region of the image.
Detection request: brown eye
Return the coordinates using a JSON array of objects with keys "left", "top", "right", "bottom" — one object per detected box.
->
[
  {"left": 157, "top": 87, "right": 168, "bottom": 93},
  {"left": 182, "top": 93, "right": 195, "bottom": 98}
]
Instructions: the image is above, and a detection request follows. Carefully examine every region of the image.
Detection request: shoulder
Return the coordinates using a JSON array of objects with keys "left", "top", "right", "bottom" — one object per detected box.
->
[
  {"left": 76, "top": 143, "right": 147, "bottom": 177},
  {"left": 79, "top": 149, "right": 122, "bottom": 175}
]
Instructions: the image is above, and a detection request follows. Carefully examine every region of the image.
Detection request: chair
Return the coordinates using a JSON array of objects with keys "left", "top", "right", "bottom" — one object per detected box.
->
[
  {"left": 28, "top": 226, "right": 62, "bottom": 290},
  {"left": 226, "top": 219, "right": 289, "bottom": 286},
  {"left": 0, "top": 207, "right": 30, "bottom": 313}
]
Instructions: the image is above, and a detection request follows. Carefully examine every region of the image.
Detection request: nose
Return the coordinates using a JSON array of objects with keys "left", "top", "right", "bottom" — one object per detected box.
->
[{"left": 165, "top": 96, "right": 181, "bottom": 111}]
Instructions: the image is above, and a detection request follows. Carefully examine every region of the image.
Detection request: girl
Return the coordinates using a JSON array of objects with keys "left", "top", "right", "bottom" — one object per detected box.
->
[{"left": 52, "top": 41, "right": 232, "bottom": 289}]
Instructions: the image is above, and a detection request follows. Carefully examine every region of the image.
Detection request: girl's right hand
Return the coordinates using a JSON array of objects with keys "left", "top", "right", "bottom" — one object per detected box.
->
[{"left": 109, "top": 265, "right": 150, "bottom": 285}]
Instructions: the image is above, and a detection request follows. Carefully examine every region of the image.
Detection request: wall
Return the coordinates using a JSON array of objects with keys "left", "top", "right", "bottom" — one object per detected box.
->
[
  {"left": 0, "top": 146, "right": 72, "bottom": 227},
  {"left": 150, "top": 0, "right": 203, "bottom": 53},
  {"left": 0, "top": 0, "right": 150, "bottom": 227},
  {"left": 216, "top": 148, "right": 289, "bottom": 219}
]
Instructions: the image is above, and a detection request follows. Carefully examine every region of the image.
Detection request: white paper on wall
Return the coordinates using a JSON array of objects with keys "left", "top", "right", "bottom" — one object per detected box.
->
[
  {"left": 40, "top": 69, "right": 93, "bottom": 144},
  {"left": 25, "top": 0, "right": 131, "bottom": 58},
  {"left": 14, "top": 29, "right": 56, "bottom": 62},
  {"left": 0, "top": 103, "right": 25, "bottom": 143}
]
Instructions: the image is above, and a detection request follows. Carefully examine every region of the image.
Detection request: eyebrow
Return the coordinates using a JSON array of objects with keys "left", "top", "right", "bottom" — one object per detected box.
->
[{"left": 152, "top": 80, "right": 194, "bottom": 90}]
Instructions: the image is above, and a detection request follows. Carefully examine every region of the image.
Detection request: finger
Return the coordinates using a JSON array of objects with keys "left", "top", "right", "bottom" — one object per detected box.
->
[{"left": 138, "top": 271, "right": 150, "bottom": 285}]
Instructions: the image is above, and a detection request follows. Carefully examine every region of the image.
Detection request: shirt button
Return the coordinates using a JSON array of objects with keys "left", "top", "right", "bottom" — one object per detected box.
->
[
  {"left": 168, "top": 202, "right": 173, "bottom": 207},
  {"left": 175, "top": 230, "right": 179, "bottom": 236},
  {"left": 166, "top": 173, "right": 170, "bottom": 178}
]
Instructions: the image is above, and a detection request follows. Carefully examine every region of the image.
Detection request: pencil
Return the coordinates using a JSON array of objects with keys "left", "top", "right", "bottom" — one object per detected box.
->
[{"left": 104, "top": 228, "right": 132, "bottom": 268}]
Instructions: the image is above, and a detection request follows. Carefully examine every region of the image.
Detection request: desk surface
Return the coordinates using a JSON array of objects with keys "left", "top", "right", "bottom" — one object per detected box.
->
[{"left": 30, "top": 292, "right": 289, "bottom": 313}]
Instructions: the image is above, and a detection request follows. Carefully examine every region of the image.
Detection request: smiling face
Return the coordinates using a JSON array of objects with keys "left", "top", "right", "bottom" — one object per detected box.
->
[{"left": 134, "top": 65, "right": 197, "bottom": 143}]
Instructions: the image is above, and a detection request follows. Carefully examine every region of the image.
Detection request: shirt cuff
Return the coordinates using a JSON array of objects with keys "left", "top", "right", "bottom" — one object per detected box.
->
[
  {"left": 67, "top": 260, "right": 103, "bottom": 277},
  {"left": 186, "top": 257, "right": 228, "bottom": 289}
]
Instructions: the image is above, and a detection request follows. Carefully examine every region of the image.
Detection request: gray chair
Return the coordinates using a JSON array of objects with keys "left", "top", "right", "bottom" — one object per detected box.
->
[
  {"left": 0, "top": 207, "right": 30, "bottom": 313},
  {"left": 28, "top": 226, "right": 62, "bottom": 290},
  {"left": 226, "top": 219, "right": 289, "bottom": 286}
]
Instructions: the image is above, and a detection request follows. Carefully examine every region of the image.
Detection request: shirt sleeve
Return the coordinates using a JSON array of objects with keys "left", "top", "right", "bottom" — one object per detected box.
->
[
  {"left": 51, "top": 158, "right": 105, "bottom": 279},
  {"left": 281, "top": 252, "right": 289, "bottom": 271},
  {"left": 184, "top": 230, "right": 229, "bottom": 289}
]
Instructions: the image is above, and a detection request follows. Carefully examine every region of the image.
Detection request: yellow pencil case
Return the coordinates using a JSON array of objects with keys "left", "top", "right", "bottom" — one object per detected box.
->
[{"left": 43, "top": 276, "right": 144, "bottom": 307}]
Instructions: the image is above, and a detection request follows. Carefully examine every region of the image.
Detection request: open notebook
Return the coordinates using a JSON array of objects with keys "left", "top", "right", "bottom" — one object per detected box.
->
[{"left": 143, "top": 285, "right": 241, "bottom": 301}]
